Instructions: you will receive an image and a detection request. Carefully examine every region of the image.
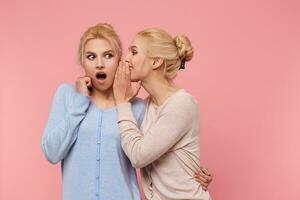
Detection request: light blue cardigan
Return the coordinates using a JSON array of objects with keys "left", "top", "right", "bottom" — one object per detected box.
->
[{"left": 41, "top": 83, "right": 145, "bottom": 200}]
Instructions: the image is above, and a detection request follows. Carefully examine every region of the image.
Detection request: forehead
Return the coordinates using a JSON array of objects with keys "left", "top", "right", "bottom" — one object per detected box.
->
[
  {"left": 84, "top": 38, "right": 113, "bottom": 53},
  {"left": 131, "top": 36, "right": 148, "bottom": 56}
]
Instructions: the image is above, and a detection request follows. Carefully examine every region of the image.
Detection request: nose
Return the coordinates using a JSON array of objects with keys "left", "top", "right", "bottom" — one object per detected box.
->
[
  {"left": 96, "top": 57, "right": 104, "bottom": 69},
  {"left": 125, "top": 53, "right": 131, "bottom": 63}
]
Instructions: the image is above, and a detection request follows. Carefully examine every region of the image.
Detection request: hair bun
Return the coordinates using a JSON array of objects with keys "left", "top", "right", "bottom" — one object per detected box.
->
[{"left": 174, "top": 35, "right": 193, "bottom": 62}]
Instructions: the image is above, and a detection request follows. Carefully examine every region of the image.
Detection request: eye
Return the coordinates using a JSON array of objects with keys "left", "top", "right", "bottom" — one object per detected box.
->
[
  {"left": 131, "top": 49, "right": 138, "bottom": 55},
  {"left": 86, "top": 54, "right": 96, "bottom": 60},
  {"left": 104, "top": 53, "right": 114, "bottom": 59}
]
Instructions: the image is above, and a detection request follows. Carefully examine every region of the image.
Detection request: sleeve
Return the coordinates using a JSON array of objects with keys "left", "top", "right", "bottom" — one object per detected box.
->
[
  {"left": 41, "top": 83, "right": 91, "bottom": 164},
  {"left": 116, "top": 97, "right": 196, "bottom": 168}
]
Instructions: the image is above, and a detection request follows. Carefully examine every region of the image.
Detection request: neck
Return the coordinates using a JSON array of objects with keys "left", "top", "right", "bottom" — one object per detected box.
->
[
  {"left": 91, "top": 86, "right": 115, "bottom": 109},
  {"left": 142, "top": 74, "right": 180, "bottom": 106}
]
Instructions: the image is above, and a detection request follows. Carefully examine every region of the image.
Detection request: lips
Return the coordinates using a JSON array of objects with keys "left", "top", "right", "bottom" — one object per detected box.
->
[
  {"left": 95, "top": 71, "right": 107, "bottom": 80},
  {"left": 126, "top": 61, "right": 133, "bottom": 70}
]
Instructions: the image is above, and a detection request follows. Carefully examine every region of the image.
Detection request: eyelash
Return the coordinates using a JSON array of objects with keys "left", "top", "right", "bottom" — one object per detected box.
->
[
  {"left": 131, "top": 50, "right": 137, "bottom": 55},
  {"left": 86, "top": 53, "right": 114, "bottom": 60},
  {"left": 104, "top": 53, "right": 114, "bottom": 59},
  {"left": 87, "top": 54, "right": 96, "bottom": 60}
]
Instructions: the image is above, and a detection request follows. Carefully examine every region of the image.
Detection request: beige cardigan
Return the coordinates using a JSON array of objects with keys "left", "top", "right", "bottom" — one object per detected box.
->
[{"left": 117, "top": 89, "right": 211, "bottom": 200}]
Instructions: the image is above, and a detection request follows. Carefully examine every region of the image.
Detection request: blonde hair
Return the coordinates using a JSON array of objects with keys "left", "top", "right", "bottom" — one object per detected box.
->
[
  {"left": 78, "top": 23, "right": 122, "bottom": 65},
  {"left": 137, "top": 28, "right": 193, "bottom": 79}
]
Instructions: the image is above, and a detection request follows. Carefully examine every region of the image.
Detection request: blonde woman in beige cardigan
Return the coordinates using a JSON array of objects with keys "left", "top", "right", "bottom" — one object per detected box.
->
[{"left": 113, "top": 28, "right": 212, "bottom": 200}]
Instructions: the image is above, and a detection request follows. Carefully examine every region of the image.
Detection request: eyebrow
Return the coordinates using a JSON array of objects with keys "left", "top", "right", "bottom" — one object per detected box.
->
[
  {"left": 128, "top": 46, "right": 137, "bottom": 51},
  {"left": 103, "top": 50, "right": 114, "bottom": 54},
  {"left": 85, "top": 51, "right": 96, "bottom": 54},
  {"left": 85, "top": 50, "right": 115, "bottom": 55}
]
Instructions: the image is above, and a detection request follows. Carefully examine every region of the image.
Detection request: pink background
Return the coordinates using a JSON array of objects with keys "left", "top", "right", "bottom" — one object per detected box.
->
[{"left": 1, "top": 0, "right": 299, "bottom": 199}]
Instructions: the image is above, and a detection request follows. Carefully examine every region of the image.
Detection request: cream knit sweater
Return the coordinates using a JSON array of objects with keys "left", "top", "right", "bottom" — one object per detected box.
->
[{"left": 117, "top": 89, "right": 211, "bottom": 200}]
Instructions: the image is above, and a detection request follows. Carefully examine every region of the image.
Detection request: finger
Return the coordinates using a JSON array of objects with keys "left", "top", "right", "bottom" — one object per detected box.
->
[
  {"left": 86, "top": 78, "right": 92, "bottom": 87},
  {"left": 78, "top": 76, "right": 86, "bottom": 79},
  {"left": 113, "top": 69, "right": 117, "bottom": 83},
  {"left": 78, "top": 77, "right": 85, "bottom": 84},
  {"left": 82, "top": 76, "right": 89, "bottom": 81},
  {"left": 199, "top": 170, "right": 213, "bottom": 183},
  {"left": 121, "top": 61, "right": 126, "bottom": 83},
  {"left": 200, "top": 173, "right": 211, "bottom": 181},
  {"left": 195, "top": 177, "right": 207, "bottom": 185},
  {"left": 117, "top": 61, "right": 122, "bottom": 84},
  {"left": 196, "top": 172, "right": 211, "bottom": 183},
  {"left": 202, "top": 186, "right": 208, "bottom": 191},
  {"left": 79, "top": 77, "right": 88, "bottom": 86},
  {"left": 201, "top": 167, "right": 211, "bottom": 176},
  {"left": 196, "top": 169, "right": 211, "bottom": 180},
  {"left": 197, "top": 180, "right": 209, "bottom": 188},
  {"left": 114, "top": 63, "right": 120, "bottom": 83},
  {"left": 195, "top": 175, "right": 209, "bottom": 183},
  {"left": 125, "top": 61, "right": 130, "bottom": 81},
  {"left": 196, "top": 179, "right": 209, "bottom": 190},
  {"left": 86, "top": 82, "right": 92, "bottom": 89},
  {"left": 118, "top": 61, "right": 123, "bottom": 83}
]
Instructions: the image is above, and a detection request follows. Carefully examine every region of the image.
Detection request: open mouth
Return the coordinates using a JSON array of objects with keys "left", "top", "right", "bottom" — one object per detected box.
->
[{"left": 95, "top": 72, "right": 107, "bottom": 80}]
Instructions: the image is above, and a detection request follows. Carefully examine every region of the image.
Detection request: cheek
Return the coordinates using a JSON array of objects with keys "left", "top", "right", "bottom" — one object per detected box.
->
[
  {"left": 139, "top": 58, "right": 152, "bottom": 73},
  {"left": 82, "top": 61, "right": 94, "bottom": 74},
  {"left": 83, "top": 59, "right": 96, "bottom": 68},
  {"left": 106, "top": 62, "right": 118, "bottom": 77},
  {"left": 132, "top": 57, "right": 144, "bottom": 71},
  {"left": 105, "top": 59, "right": 117, "bottom": 67}
]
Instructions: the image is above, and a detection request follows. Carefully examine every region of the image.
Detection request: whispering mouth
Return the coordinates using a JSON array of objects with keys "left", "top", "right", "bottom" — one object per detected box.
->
[{"left": 95, "top": 72, "right": 107, "bottom": 80}]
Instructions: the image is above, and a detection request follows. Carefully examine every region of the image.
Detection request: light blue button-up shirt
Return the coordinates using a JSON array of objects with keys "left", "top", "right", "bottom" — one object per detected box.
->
[{"left": 41, "top": 83, "right": 145, "bottom": 200}]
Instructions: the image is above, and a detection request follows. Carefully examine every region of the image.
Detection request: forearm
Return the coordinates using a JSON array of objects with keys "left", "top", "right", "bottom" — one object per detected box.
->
[{"left": 41, "top": 86, "right": 90, "bottom": 164}]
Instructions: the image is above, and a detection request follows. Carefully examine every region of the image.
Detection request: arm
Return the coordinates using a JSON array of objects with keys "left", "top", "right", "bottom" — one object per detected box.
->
[
  {"left": 41, "top": 84, "right": 90, "bottom": 164},
  {"left": 117, "top": 99, "right": 195, "bottom": 168}
]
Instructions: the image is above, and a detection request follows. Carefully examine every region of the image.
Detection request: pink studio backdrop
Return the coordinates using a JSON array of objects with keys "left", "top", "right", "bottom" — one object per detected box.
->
[{"left": 1, "top": 0, "right": 299, "bottom": 199}]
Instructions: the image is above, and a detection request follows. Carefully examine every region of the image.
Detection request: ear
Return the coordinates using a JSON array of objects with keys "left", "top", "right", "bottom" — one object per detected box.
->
[{"left": 152, "top": 58, "right": 164, "bottom": 70}]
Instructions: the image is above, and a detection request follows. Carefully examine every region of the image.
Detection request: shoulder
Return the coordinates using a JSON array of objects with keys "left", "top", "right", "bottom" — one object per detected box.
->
[
  {"left": 55, "top": 83, "right": 76, "bottom": 94},
  {"left": 164, "top": 89, "right": 199, "bottom": 114},
  {"left": 53, "top": 83, "right": 77, "bottom": 105},
  {"left": 55, "top": 83, "right": 81, "bottom": 98},
  {"left": 177, "top": 90, "right": 198, "bottom": 107}
]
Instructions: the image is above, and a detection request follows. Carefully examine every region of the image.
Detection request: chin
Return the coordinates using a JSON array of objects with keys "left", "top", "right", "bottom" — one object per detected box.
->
[
  {"left": 130, "top": 75, "right": 140, "bottom": 82},
  {"left": 94, "top": 84, "right": 113, "bottom": 92}
]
